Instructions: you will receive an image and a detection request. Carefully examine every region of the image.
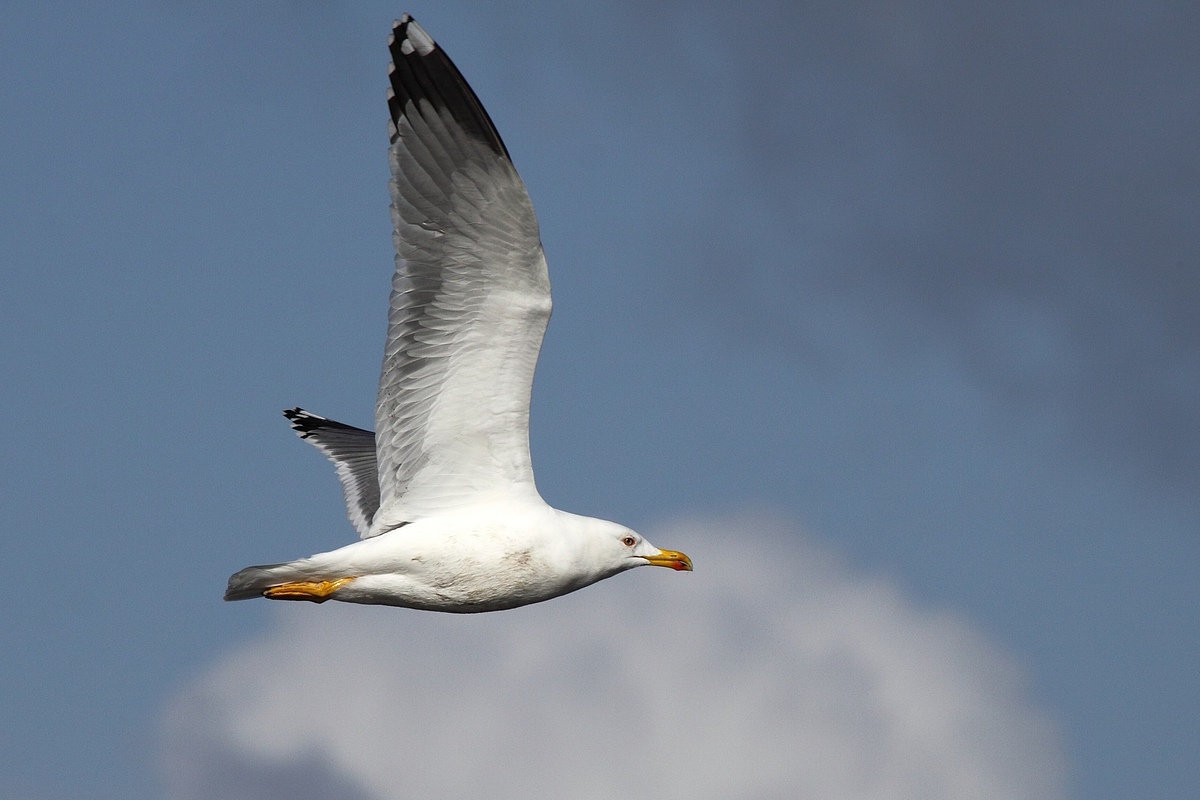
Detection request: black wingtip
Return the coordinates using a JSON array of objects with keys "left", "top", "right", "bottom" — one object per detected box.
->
[
  {"left": 282, "top": 407, "right": 374, "bottom": 439},
  {"left": 385, "top": 13, "right": 510, "bottom": 159},
  {"left": 282, "top": 407, "right": 324, "bottom": 438}
]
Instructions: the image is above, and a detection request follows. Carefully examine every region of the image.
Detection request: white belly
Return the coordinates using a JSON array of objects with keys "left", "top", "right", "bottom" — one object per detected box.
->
[{"left": 303, "top": 508, "right": 597, "bottom": 612}]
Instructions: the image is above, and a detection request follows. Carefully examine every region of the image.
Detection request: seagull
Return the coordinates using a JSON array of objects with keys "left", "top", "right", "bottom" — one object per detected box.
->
[{"left": 225, "top": 15, "right": 691, "bottom": 612}]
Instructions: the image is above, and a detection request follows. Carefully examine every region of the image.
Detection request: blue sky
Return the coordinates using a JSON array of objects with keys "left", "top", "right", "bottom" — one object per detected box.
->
[{"left": 2, "top": 2, "right": 1196, "bottom": 799}]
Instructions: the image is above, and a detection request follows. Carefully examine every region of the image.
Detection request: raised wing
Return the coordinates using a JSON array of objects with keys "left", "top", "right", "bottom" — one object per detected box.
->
[
  {"left": 283, "top": 408, "right": 379, "bottom": 538},
  {"left": 371, "top": 16, "right": 551, "bottom": 534}
]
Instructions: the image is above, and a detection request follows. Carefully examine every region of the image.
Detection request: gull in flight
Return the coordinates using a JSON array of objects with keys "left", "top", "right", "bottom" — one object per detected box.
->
[{"left": 225, "top": 15, "right": 691, "bottom": 612}]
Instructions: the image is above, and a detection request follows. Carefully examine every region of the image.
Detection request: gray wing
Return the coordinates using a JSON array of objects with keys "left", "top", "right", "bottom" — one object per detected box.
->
[
  {"left": 371, "top": 16, "right": 551, "bottom": 535},
  {"left": 283, "top": 408, "right": 380, "bottom": 537}
]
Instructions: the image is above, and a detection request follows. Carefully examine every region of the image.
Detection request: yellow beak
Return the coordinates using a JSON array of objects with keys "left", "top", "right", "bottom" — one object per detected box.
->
[{"left": 642, "top": 549, "right": 693, "bottom": 571}]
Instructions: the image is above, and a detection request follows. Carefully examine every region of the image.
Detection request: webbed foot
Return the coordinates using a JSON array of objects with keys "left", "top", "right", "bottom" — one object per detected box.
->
[{"left": 263, "top": 577, "right": 356, "bottom": 602}]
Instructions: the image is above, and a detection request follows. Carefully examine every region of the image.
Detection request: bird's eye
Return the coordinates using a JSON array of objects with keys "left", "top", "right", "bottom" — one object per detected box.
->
[{"left": 622, "top": 536, "right": 636, "bottom": 547}]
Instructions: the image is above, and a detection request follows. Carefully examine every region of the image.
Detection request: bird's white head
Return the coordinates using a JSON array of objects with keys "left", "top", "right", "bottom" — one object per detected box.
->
[{"left": 574, "top": 516, "right": 693, "bottom": 579}]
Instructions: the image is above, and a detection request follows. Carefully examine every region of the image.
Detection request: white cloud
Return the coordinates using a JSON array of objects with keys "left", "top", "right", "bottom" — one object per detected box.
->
[{"left": 162, "top": 512, "right": 1066, "bottom": 800}]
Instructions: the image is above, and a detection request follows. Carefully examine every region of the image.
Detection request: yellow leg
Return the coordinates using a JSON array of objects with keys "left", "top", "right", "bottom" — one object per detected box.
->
[{"left": 263, "top": 577, "right": 357, "bottom": 603}]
